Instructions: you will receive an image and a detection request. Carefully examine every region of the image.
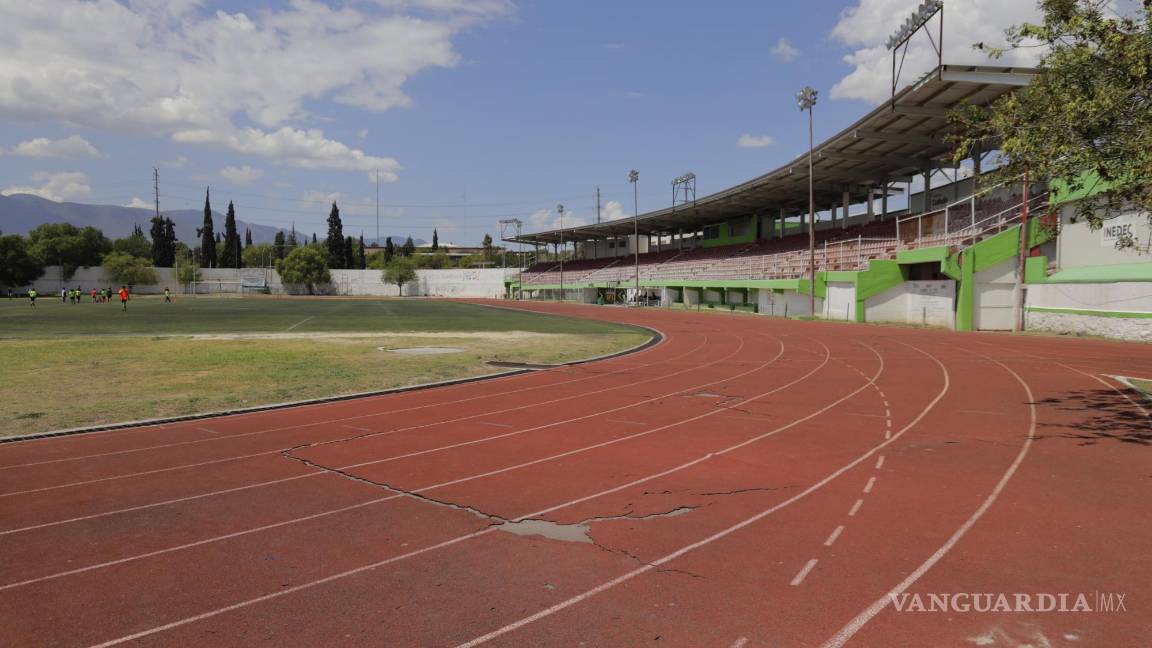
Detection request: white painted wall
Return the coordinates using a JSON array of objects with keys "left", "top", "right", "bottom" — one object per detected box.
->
[
  {"left": 972, "top": 260, "right": 1017, "bottom": 330},
  {"left": 757, "top": 290, "right": 818, "bottom": 317},
  {"left": 1056, "top": 204, "right": 1152, "bottom": 269},
  {"left": 823, "top": 282, "right": 856, "bottom": 321},
  {"left": 865, "top": 280, "right": 956, "bottom": 327},
  {"left": 1026, "top": 282, "right": 1152, "bottom": 314}
]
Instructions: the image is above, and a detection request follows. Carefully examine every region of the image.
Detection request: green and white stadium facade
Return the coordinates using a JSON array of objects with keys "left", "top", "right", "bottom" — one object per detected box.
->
[{"left": 506, "top": 65, "right": 1152, "bottom": 342}]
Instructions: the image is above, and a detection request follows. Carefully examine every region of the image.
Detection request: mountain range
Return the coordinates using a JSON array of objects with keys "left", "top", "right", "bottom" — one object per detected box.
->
[{"left": 0, "top": 193, "right": 421, "bottom": 246}]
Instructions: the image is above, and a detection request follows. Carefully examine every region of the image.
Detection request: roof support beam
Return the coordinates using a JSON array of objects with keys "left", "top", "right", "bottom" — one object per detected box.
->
[
  {"left": 891, "top": 104, "right": 950, "bottom": 118},
  {"left": 940, "top": 68, "right": 1035, "bottom": 86}
]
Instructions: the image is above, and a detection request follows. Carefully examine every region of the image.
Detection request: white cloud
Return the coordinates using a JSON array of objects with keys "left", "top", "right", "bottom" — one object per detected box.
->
[
  {"left": 11, "top": 135, "right": 104, "bottom": 159},
  {"left": 0, "top": 1, "right": 506, "bottom": 177},
  {"left": 2, "top": 171, "right": 92, "bottom": 202},
  {"left": 158, "top": 155, "right": 188, "bottom": 168},
  {"left": 829, "top": 0, "right": 1043, "bottom": 104},
  {"left": 770, "top": 37, "right": 800, "bottom": 62},
  {"left": 302, "top": 190, "right": 343, "bottom": 205},
  {"left": 600, "top": 200, "right": 628, "bottom": 221},
  {"left": 218, "top": 165, "right": 264, "bottom": 185},
  {"left": 737, "top": 133, "right": 776, "bottom": 149},
  {"left": 357, "top": 128, "right": 369, "bottom": 140},
  {"left": 124, "top": 196, "right": 152, "bottom": 209},
  {"left": 528, "top": 207, "right": 587, "bottom": 231},
  {"left": 174, "top": 126, "right": 400, "bottom": 182}
]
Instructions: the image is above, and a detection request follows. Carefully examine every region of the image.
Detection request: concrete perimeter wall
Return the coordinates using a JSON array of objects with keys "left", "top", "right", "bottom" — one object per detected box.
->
[
  {"left": 865, "top": 280, "right": 956, "bottom": 328},
  {"left": 1025, "top": 281, "right": 1152, "bottom": 342},
  {"left": 21, "top": 266, "right": 511, "bottom": 298}
]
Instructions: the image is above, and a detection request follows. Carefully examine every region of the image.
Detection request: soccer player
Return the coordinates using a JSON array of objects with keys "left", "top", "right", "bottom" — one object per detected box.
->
[
  {"left": 118, "top": 285, "right": 130, "bottom": 312},
  {"left": 163, "top": 287, "right": 172, "bottom": 303},
  {"left": 28, "top": 288, "right": 37, "bottom": 308}
]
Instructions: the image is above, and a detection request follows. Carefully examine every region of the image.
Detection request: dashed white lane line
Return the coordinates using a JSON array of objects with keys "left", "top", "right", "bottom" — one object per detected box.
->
[
  {"left": 874, "top": 455, "right": 885, "bottom": 470},
  {"left": 790, "top": 559, "right": 819, "bottom": 586},
  {"left": 884, "top": 430, "right": 891, "bottom": 439},
  {"left": 862, "top": 477, "right": 876, "bottom": 494},
  {"left": 848, "top": 499, "right": 864, "bottom": 517},
  {"left": 823, "top": 525, "right": 845, "bottom": 547},
  {"left": 730, "top": 638, "right": 749, "bottom": 648}
]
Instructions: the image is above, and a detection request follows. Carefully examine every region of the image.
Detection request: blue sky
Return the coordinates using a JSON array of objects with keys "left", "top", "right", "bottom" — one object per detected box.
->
[{"left": 0, "top": 0, "right": 1044, "bottom": 244}]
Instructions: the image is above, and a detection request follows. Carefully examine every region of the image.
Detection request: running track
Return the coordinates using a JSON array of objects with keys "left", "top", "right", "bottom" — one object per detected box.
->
[{"left": 2, "top": 301, "right": 1149, "bottom": 647}]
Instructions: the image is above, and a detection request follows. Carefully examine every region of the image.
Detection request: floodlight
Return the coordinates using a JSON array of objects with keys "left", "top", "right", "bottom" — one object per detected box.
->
[{"left": 628, "top": 169, "right": 639, "bottom": 183}]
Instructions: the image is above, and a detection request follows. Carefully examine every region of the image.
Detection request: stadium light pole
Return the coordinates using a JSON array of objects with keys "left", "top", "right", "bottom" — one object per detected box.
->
[
  {"left": 797, "top": 86, "right": 818, "bottom": 318},
  {"left": 629, "top": 169, "right": 640, "bottom": 305},
  {"left": 557, "top": 203, "right": 565, "bottom": 302}
]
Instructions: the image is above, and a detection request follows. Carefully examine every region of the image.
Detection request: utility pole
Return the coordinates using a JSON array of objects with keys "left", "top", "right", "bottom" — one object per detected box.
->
[
  {"left": 797, "top": 86, "right": 818, "bottom": 318},
  {"left": 629, "top": 170, "right": 639, "bottom": 304},
  {"left": 375, "top": 169, "right": 380, "bottom": 246},
  {"left": 596, "top": 186, "right": 601, "bottom": 224},
  {"left": 153, "top": 167, "right": 161, "bottom": 220},
  {"left": 557, "top": 203, "right": 565, "bottom": 302},
  {"left": 1013, "top": 165, "right": 1031, "bottom": 333}
]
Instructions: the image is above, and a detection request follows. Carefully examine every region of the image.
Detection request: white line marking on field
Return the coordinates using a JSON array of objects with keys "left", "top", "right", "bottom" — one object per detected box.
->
[
  {"left": 848, "top": 499, "right": 863, "bottom": 517},
  {"left": 285, "top": 316, "right": 313, "bottom": 332},
  {"left": 194, "top": 427, "right": 218, "bottom": 435},
  {"left": 605, "top": 419, "right": 647, "bottom": 426},
  {"left": 884, "top": 408, "right": 891, "bottom": 418},
  {"left": 730, "top": 638, "right": 749, "bottom": 648},
  {"left": 824, "top": 525, "right": 845, "bottom": 547},
  {"left": 790, "top": 559, "right": 818, "bottom": 586},
  {"left": 822, "top": 351, "right": 1037, "bottom": 648},
  {"left": 885, "top": 419, "right": 892, "bottom": 428},
  {"left": 874, "top": 455, "right": 885, "bottom": 470},
  {"left": 863, "top": 477, "right": 876, "bottom": 494},
  {"left": 474, "top": 421, "right": 514, "bottom": 428},
  {"left": 884, "top": 430, "right": 891, "bottom": 439}
]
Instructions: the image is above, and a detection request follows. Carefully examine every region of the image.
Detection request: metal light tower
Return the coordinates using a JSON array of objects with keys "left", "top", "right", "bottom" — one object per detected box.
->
[
  {"left": 557, "top": 203, "right": 565, "bottom": 302},
  {"left": 797, "top": 86, "right": 818, "bottom": 318},
  {"left": 886, "top": 0, "right": 944, "bottom": 98},
  {"left": 628, "top": 170, "right": 639, "bottom": 304},
  {"left": 498, "top": 218, "right": 523, "bottom": 299}
]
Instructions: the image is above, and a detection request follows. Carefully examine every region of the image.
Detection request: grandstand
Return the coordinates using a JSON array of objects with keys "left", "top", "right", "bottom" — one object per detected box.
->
[{"left": 505, "top": 64, "right": 1065, "bottom": 330}]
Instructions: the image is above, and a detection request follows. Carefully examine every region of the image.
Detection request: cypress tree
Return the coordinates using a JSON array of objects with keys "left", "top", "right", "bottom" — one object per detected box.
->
[
  {"left": 198, "top": 188, "right": 216, "bottom": 268},
  {"left": 286, "top": 224, "right": 298, "bottom": 251},
  {"left": 273, "top": 231, "right": 286, "bottom": 260},
  {"left": 312, "top": 233, "right": 317, "bottom": 244},
  {"left": 358, "top": 234, "right": 366, "bottom": 269},
  {"left": 432, "top": 228, "right": 439, "bottom": 250},
  {"left": 220, "top": 201, "right": 241, "bottom": 268},
  {"left": 325, "top": 202, "right": 345, "bottom": 268},
  {"left": 402, "top": 236, "right": 415, "bottom": 257},
  {"left": 245, "top": 227, "right": 253, "bottom": 247},
  {"left": 344, "top": 236, "right": 355, "bottom": 271},
  {"left": 383, "top": 236, "right": 395, "bottom": 263}
]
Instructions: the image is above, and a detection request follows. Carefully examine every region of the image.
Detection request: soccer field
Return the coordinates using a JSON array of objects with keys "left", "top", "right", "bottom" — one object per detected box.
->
[{"left": 0, "top": 297, "right": 650, "bottom": 436}]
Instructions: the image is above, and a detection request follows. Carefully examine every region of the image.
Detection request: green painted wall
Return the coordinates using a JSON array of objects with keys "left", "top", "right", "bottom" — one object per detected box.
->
[{"left": 700, "top": 217, "right": 756, "bottom": 248}]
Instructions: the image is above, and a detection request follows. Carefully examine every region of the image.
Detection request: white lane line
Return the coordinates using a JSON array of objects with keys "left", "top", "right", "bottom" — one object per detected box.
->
[
  {"left": 474, "top": 421, "right": 514, "bottom": 429},
  {"left": 885, "top": 419, "right": 892, "bottom": 428},
  {"left": 884, "top": 430, "right": 891, "bottom": 440},
  {"left": 862, "top": 477, "right": 876, "bottom": 494},
  {"left": 730, "top": 638, "right": 749, "bottom": 648},
  {"left": 848, "top": 499, "right": 864, "bottom": 517},
  {"left": 1, "top": 335, "right": 730, "bottom": 496},
  {"left": 823, "top": 525, "right": 845, "bottom": 547},
  {"left": 194, "top": 427, "right": 218, "bottom": 435},
  {"left": 76, "top": 339, "right": 864, "bottom": 645},
  {"left": 0, "top": 326, "right": 681, "bottom": 470},
  {"left": 874, "top": 455, "right": 885, "bottom": 470},
  {"left": 884, "top": 408, "right": 891, "bottom": 418},
  {"left": 605, "top": 419, "right": 648, "bottom": 426},
  {"left": 284, "top": 316, "right": 314, "bottom": 332},
  {"left": 790, "top": 559, "right": 819, "bottom": 586},
  {"left": 0, "top": 334, "right": 765, "bottom": 531},
  {"left": 341, "top": 425, "right": 373, "bottom": 432},
  {"left": 822, "top": 353, "right": 1037, "bottom": 648}
]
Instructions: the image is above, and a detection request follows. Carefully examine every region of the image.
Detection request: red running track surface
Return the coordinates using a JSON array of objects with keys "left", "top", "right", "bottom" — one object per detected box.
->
[{"left": 1, "top": 300, "right": 1149, "bottom": 647}]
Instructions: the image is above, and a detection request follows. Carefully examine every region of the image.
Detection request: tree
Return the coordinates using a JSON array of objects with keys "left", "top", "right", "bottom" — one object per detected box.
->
[
  {"left": 951, "top": 0, "right": 1152, "bottom": 241},
  {"left": 401, "top": 236, "right": 416, "bottom": 257},
  {"left": 273, "top": 231, "right": 286, "bottom": 260},
  {"left": 358, "top": 234, "right": 367, "bottom": 269},
  {"left": 198, "top": 188, "right": 216, "bottom": 268},
  {"left": 175, "top": 245, "right": 201, "bottom": 285},
  {"left": 242, "top": 243, "right": 274, "bottom": 268},
  {"left": 325, "top": 202, "right": 345, "bottom": 268},
  {"left": 27, "top": 223, "right": 110, "bottom": 280},
  {"left": 276, "top": 245, "right": 330, "bottom": 294},
  {"left": 219, "top": 201, "right": 242, "bottom": 268},
  {"left": 286, "top": 225, "right": 298, "bottom": 252},
  {"left": 245, "top": 227, "right": 253, "bottom": 247},
  {"left": 102, "top": 251, "right": 159, "bottom": 286},
  {"left": 383, "top": 236, "right": 395, "bottom": 263},
  {"left": 111, "top": 226, "right": 151, "bottom": 259},
  {"left": 482, "top": 233, "right": 494, "bottom": 260},
  {"left": 344, "top": 235, "right": 356, "bottom": 271},
  {"left": 0, "top": 234, "right": 44, "bottom": 288},
  {"left": 149, "top": 215, "right": 177, "bottom": 267},
  {"left": 420, "top": 248, "right": 451, "bottom": 269},
  {"left": 312, "top": 233, "right": 318, "bottom": 244},
  {"left": 382, "top": 256, "right": 417, "bottom": 296},
  {"left": 432, "top": 228, "right": 439, "bottom": 250}
]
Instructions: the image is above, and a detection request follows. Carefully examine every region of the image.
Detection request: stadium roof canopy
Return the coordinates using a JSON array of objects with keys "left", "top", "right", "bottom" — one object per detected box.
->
[{"left": 509, "top": 64, "right": 1035, "bottom": 246}]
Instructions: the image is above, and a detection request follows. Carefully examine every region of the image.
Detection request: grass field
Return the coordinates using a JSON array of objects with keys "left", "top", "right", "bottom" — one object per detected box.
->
[{"left": 0, "top": 297, "right": 649, "bottom": 436}]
